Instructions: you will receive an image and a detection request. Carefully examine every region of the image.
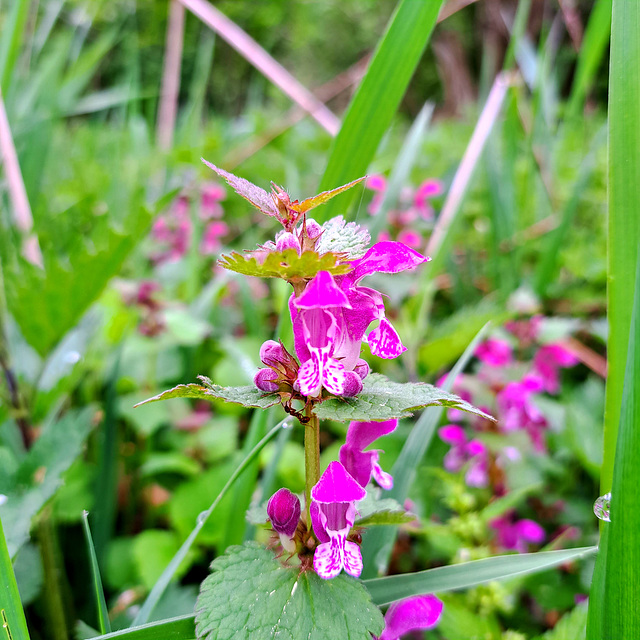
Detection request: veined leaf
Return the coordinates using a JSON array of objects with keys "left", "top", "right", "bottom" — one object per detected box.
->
[{"left": 314, "top": 373, "right": 495, "bottom": 423}]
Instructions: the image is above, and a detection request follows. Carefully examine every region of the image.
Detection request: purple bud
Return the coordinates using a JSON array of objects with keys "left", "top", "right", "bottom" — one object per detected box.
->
[
  {"left": 267, "top": 488, "right": 301, "bottom": 537},
  {"left": 275, "top": 231, "right": 301, "bottom": 254},
  {"left": 254, "top": 368, "right": 279, "bottom": 392},
  {"left": 342, "top": 371, "right": 363, "bottom": 397},
  {"left": 259, "top": 340, "right": 286, "bottom": 368},
  {"left": 354, "top": 358, "right": 370, "bottom": 380},
  {"left": 305, "top": 218, "right": 323, "bottom": 239}
]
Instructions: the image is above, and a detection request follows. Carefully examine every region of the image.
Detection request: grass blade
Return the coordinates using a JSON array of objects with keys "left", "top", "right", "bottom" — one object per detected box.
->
[
  {"left": 81, "top": 511, "right": 111, "bottom": 634},
  {"left": 588, "top": 257, "right": 640, "bottom": 638},
  {"left": 0, "top": 0, "right": 30, "bottom": 90},
  {"left": 364, "top": 546, "right": 597, "bottom": 606},
  {"left": 92, "top": 615, "right": 195, "bottom": 640},
  {"left": 0, "top": 518, "right": 31, "bottom": 640},
  {"left": 317, "top": 0, "right": 444, "bottom": 220},
  {"left": 131, "top": 418, "right": 285, "bottom": 626},
  {"left": 360, "top": 322, "right": 492, "bottom": 578},
  {"left": 368, "top": 101, "right": 434, "bottom": 238},
  {"left": 567, "top": 0, "right": 613, "bottom": 116}
]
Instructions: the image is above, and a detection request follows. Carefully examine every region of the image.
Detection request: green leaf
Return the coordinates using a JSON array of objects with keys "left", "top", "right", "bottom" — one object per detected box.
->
[
  {"left": 0, "top": 407, "right": 96, "bottom": 558},
  {"left": 82, "top": 511, "right": 111, "bottom": 634},
  {"left": 314, "top": 373, "right": 495, "bottom": 423},
  {"left": 363, "top": 546, "right": 597, "bottom": 606},
  {"left": 355, "top": 495, "right": 415, "bottom": 527},
  {"left": 478, "top": 484, "right": 542, "bottom": 524},
  {"left": 218, "top": 249, "right": 351, "bottom": 280},
  {"left": 317, "top": 0, "right": 444, "bottom": 221},
  {"left": 0, "top": 519, "right": 31, "bottom": 640},
  {"left": 195, "top": 542, "right": 383, "bottom": 640},
  {"left": 134, "top": 378, "right": 280, "bottom": 411},
  {"left": 88, "top": 615, "right": 195, "bottom": 640},
  {"left": 537, "top": 601, "right": 588, "bottom": 640}
]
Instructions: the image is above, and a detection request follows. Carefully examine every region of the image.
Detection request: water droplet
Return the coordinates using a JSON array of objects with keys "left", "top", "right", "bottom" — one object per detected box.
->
[
  {"left": 281, "top": 418, "right": 294, "bottom": 430},
  {"left": 0, "top": 494, "right": 7, "bottom": 506},
  {"left": 197, "top": 510, "right": 208, "bottom": 525},
  {"left": 594, "top": 492, "right": 611, "bottom": 522}
]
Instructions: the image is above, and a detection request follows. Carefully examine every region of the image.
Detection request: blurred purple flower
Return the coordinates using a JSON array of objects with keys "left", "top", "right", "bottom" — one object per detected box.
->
[
  {"left": 339, "top": 419, "right": 397, "bottom": 489},
  {"left": 533, "top": 343, "right": 579, "bottom": 394},
  {"left": 200, "top": 182, "right": 226, "bottom": 219},
  {"left": 413, "top": 178, "right": 443, "bottom": 220},
  {"left": 151, "top": 195, "right": 192, "bottom": 263},
  {"left": 438, "top": 425, "right": 489, "bottom": 488},
  {"left": 475, "top": 338, "right": 514, "bottom": 367},
  {"left": 378, "top": 595, "right": 444, "bottom": 640},
  {"left": 311, "top": 461, "right": 366, "bottom": 579},
  {"left": 200, "top": 221, "right": 229, "bottom": 255},
  {"left": 490, "top": 512, "right": 545, "bottom": 553},
  {"left": 366, "top": 174, "right": 387, "bottom": 215}
]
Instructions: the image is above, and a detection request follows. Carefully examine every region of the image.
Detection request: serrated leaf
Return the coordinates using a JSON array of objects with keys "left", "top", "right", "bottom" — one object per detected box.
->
[
  {"left": 218, "top": 249, "right": 352, "bottom": 280},
  {"left": 202, "top": 160, "right": 278, "bottom": 217},
  {"left": 314, "top": 374, "right": 495, "bottom": 423},
  {"left": 195, "top": 543, "right": 383, "bottom": 640},
  {"left": 134, "top": 381, "right": 280, "bottom": 411},
  {"left": 292, "top": 177, "right": 367, "bottom": 214}
]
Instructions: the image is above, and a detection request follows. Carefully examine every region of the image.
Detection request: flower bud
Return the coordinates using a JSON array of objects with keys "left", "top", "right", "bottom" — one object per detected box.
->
[
  {"left": 342, "top": 371, "right": 363, "bottom": 397},
  {"left": 275, "top": 231, "right": 301, "bottom": 254},
  {"left": 304, "top": 218, "right": 323, "bottom": 239},
  {"left": 354, "top": 358, "right": 370, "bottom": 380},
  {"left": 259, "top": 340, "right": 287, "bottom": 368},
  {"left": 254, "top": 368, "right": 279, "bottom": 392},
  {"left": 267, "top": 488, "right": 301, "bottom": 537}
]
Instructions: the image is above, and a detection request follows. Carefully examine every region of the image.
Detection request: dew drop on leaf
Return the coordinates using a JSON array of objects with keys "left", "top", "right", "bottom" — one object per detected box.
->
[{"left": 594, "top": 492, "right": 611, "bottom": 522}]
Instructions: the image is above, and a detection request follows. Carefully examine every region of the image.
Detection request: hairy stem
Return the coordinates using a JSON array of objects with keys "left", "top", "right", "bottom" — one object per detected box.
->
[{"left": 304, "top": 411, "right": 320, "bottom": 528}]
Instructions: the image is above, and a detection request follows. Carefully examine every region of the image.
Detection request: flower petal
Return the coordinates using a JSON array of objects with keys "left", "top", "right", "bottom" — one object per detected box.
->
[
  {"left": 322, "top": 356, "right": 347, "bottom": 396},
  {"left": 313, "top": 540, "right": 342, "bottom": 580},
  {"left": 380, "top": 595, "right": 444, "bottom": 640},
  {"left": 310, "top": 501, "right": 330, "bottom": 543},
  {"left": 296, "top": 271, "right": 351, "bottom": 309},
  {"left": 297, "top": 355, "right": 322, "bottom": 397},
  {"left": 312, "top": 461, "right": 367, "bottom": 504},
  {"left": 349, "top": 241, "right": 428, "bottom": 283},
  {"left": 371, "top": 452, "right": 394, "bottom": 490},
  {"left": 368, "top": 319, "right": 407, "bottom": 359},
  {"left": 345, "top": 419, "right": 398, "bottom": 450},
  {"left": 343, "top": 540, "right": 363, "bottom": 578}
]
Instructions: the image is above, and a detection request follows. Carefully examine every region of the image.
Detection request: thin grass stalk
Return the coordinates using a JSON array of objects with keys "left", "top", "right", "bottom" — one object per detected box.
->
[
  {"left": 157, "top": 0, "right": 185, "bottom": 150},
  {"left": 0, "top": 90, "right": 42, "bottom": 267},
  {"left": 178, "top": 0, "right": 339, "bottom": 135},
  {"left": 425, "top": 72, "right": 513, "bottom": 273}
]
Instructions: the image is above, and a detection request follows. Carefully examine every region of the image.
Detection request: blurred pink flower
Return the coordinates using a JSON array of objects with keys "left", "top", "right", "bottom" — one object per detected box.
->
[
  {"left": 366, "top": 174, "right": 387, "bottom": 215},
  {"left": 533, "top": 343, "right": 579, "bottom": 394},
  {"left": 151, "top": 195, "right": 192, "bottom": 263},
  {"left": 200, "top": 221, "right": 229, "bottom": 255},
  {"left": 490, "top": 512, "right": 545, "bottom": 553},
  {"left": 413, "top": 178, "right": 443, "bottom": 220},
  {"left": 476, "top": 338, "right": 513, "bottom": 367},
  {"left": 397, "top": 229, "right": 422, "bottom": 249},
  {"left": 200, "top": 182, "right": 226, "bottom": 219},
  {"left": 438, "top": 425, "right": 489, "bottom": 488}
]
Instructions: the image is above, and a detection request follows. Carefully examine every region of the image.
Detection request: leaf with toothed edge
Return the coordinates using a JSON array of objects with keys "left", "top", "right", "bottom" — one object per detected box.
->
[
  {"left": 314, "top": 374, "right": 496, "bottom": 423},
  {"left": 134, "top": 379, "right": 280, "bottom": 410},
  {"left": 218, "top": 249, "right": 352, "bottom": 280},
  {"left": 195, "top": 542, "right": 383, "bottom": 640}
]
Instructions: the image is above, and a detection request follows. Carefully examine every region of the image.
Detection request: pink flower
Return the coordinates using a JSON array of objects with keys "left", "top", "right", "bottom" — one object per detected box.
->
[
  {"left": 311, "top": 461, "right": 366, "bottom": 579},
  {"left": 200, "top": 182, "right": 225, "bottom": 219},
  {"left": 438, "top": 425, "right": 489, "bottom": 488},
  {"left": 413, "top": 178, "right": 443, "bottom": 220},
  {"left": 290, "top": 242, "right": 428, "bottom": 398},
  {"left": 397, "top": 229, "right": 422, "bottom": 249},
  {"left": 490, "top": 512, "right": 545, "bottom": 553},
  {"left": 200, "top": 221, "right": 229, "bottom": 255},
  {"left": 533, "top": 343, "right": 579, "bottom": 394},
  {"left": 151, "top": 196, "right": 193, "bottom": 263},
  {"left": 475, "top": 338, "right": 513, "bottom": 367},
  {"left": 378, "top": 595, "right": 444, "bottom": 640},
  {"left": 339, "top": 419, "right": 397, "bottom": 489},
  {"left": 366, "top": 174, "right": 387, "bottom": 215}
]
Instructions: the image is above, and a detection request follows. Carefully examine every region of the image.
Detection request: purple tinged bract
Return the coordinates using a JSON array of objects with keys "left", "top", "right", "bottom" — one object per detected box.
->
[{"left": 311, "top": 461, "right": 366, "bottom": 580}]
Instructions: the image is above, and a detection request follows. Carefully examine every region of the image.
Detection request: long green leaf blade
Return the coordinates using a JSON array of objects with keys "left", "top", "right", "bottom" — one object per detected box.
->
[
  {"left": 92, "top": 615, "right": 194, "bottom": 640},
  {"left": 0, "top": 518, "right": 31, "bottom": 640},
  {"left": 317, "top": 0, "right": 444, "bottom": 220},
  {"left": 364, "top": 546, "right": 597, "bottom": 606},
  {"left": 81, "top": 511, "right": 111, "bottom": 634}
]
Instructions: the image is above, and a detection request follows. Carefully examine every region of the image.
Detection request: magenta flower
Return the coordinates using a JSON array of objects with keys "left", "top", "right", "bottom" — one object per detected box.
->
[
  {"left": 200, "top": 221, "right": 229, "bottom": 255},
  {"left": 151, "top": 196, "right": 193, "bottom": 263},
  {"left": 378, "top": 595, "right": 444, "bottom": 640},
  {"left": 475, "top": 338, "right": 513, "bottom": 367},
  {"left": 438, "top": 425, "right": 489, "bottom": 488},
  {"left": 200, "top": 182, "right": 225, "bottom": 219},
  {"left": 490, "top": 512, "right": 545, "bottom": 553},
  {"left": 267, "top": 488, "right": 301, "bottom": 552},
  {"left": 311, "top": 461, "right": 366, "bottom": 580},
  {"left": 496, "top": 375, "right": 548, "bottom": 450},
  {"left": 366, "top": 174, "right": 387, "bottom": 215},
  {"left": 413, "top": 178, "right": 443, "bottom": 220},
  {"left": 339, "top": 419, "right": 397, "bottom": 490},
  {"left": 533, "top": 343, "right": 578, "bottom": 394},
  {"left": 290, "top": 241, "right": 427, "bottom": 398},
  {"left": 254, "top": 340, "right": 300, "bottom": 393},
  {"left": 397, "top": 229, "right": 422, "bottom": 249}
]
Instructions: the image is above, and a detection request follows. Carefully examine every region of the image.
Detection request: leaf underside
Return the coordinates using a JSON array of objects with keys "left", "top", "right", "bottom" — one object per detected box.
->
[
  {"left": 292, "top": 176, "right": 367, "bottom": 214},
  {"left": 218, "top": 249, "right": 352, "bottom": 279},
  {"left": 195, "top": 543, "right": 383, "bottom": 640},
  {"left": 314, "top": 374, "right": 496, "bottom": 423}
]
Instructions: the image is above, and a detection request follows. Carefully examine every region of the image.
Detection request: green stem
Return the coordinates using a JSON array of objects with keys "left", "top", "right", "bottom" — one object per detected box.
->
[{"left": 304, "top": 411, "right": 320, "bottom": 528}]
